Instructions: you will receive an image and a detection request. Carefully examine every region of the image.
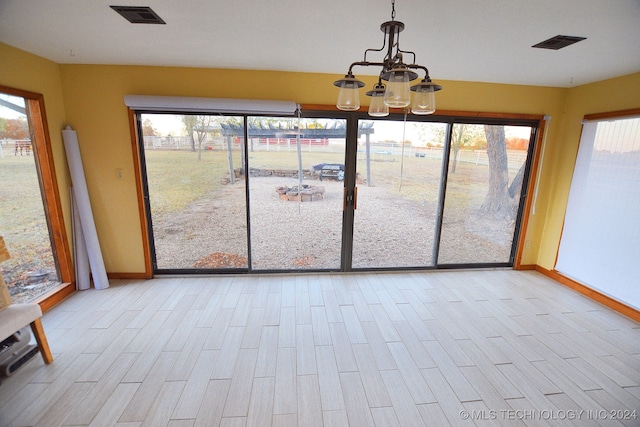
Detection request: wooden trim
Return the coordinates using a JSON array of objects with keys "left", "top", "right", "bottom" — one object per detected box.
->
[
  {"left": 34, "top": 282, "right": 75, "bottom": 313},
  {"left": 128, "top": 108, "right": 153, "bottom": 279},
  {"left": 300, "top": 103, "right": 545, "bottom": 122},
  {"left": 300, "top": 104, "right": 345, "bottom": 112},
  {"left": 514, "top": 118, "right": 546, "bottom": 269},
  {"left": 431, "top": 110, "right": 544, "bottom": 121},
  {"left": 27, "top": 98, "right": 74, "bottom": 284},
  {"left": 108, "top": 272, "right": 151, "bottom": 280},
  {"left": 584, "top": 108, "right": 640, "bottom": 121},
  {"left": 0, "top": 84, "right": 75, "bottom": 311},
  {"left": 515, "top": 264, "right": 536, "bottom": 270},
  {"left": 535, "top": 265, "right": 640, "bottom": 323},
  {"left": 0, "top": 84, "right": 45, "bottom": 101}
]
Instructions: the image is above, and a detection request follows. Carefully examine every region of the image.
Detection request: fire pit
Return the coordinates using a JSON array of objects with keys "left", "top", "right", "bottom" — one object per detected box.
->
[{"left": 276, "top": 184, "right": 325, "bottom": 202}]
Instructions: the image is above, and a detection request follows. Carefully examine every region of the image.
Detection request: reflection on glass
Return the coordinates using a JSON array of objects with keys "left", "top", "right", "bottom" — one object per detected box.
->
[
  {"left": 248, "top": 117, "right": 346, "bottom": 270},
  {"left": 142, "top": 114, "right": 248, "bottom": 270},
  {"left": 352, "top": 120, "right": 446, "bottom": 268},
  {"left": 438, "top": 124, "right": 531, "bottom": 264}
]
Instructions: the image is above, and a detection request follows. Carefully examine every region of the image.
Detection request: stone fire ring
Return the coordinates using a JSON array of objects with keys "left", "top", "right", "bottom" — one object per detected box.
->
[{"left": 276, "top": 185, "right": 325, "bottom": 202}]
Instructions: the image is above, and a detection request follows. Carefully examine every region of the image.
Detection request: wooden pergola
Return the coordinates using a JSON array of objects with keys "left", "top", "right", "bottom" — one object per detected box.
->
[{"left": 219, "top": 121, "right": 377, "bottom": 185}]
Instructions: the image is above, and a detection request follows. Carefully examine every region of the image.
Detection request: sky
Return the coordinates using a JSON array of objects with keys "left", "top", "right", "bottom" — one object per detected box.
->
[
  {"left": 144, "top": 113, "right": 532, "bottom": 146},
  {"left": 0, "top": 94, "right": 26, "bottom": 120}
]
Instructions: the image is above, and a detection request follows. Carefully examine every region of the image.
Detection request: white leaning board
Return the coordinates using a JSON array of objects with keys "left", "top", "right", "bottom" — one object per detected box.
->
[{"left": 62, "top": 126, "right": 109, "bottom": 290}]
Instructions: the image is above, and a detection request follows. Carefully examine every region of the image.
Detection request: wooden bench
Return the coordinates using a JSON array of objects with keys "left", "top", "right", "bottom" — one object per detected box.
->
[
  {"left": 0, "top": 304, "right": 53, "bottom": 364},
  {"left": 0, "top": 236, "right": 52, "bottom": 365}
]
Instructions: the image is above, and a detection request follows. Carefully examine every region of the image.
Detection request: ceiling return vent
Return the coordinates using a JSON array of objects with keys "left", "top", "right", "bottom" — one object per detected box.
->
[
  {"left": 110, "top": 6, "right": 166, "bottom": 24},
  {"left": 532, "top": 35, "right": 586, "bottom": 50}
]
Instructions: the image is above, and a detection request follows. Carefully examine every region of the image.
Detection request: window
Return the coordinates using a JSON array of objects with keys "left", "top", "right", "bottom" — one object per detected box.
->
[
  {"left": 0, "top": 87, "right": 72, "bottom": 304},
  {"left": 131, "top": 99, "right": 540, "bottom": 273},
  {"left": 556, "top": 113, "right": 640, "bottom": 309}
]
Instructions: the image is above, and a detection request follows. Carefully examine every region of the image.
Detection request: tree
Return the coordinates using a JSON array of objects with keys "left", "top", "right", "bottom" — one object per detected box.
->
[
  {"left": 450, "top": 124, "right": 484, "bottom": 173},
  {"left": 432, "top": 124, "right": 484, "bottom": 173},
  {"left": 142, "top": 118, "right": 159, "bottom": 136},
  {"left": 182, "top": 115, "right": 213, "bottom": 159},
  {"left": 0, "top": 117, "right": 7, "bottom": 137},
  {"left": 0, "top": 117, "right": 29, "bottom": 140},
  {"left": 182, "top": 115, "right": 197, "bottom": 152},
  {"left": 482, "top": 125, "right": 517, "bottom": 218}
]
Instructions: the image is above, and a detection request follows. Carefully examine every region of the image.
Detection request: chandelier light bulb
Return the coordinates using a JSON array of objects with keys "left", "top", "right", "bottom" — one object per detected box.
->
[
  {"left": 411, "top": 86, "right": 436, "bottom": 115},
  {"left": 410, "top": 80, "right": 442, "bottom": 115},
  {"left": 337, "top": 83, "right": 360, "bottom": 111},
  {"left": 367, "top": 84, "right": 389, "bottom": 117},
  {"left": 334, "top": 74, "right": 365, "bottom": 111},
  {"left": 369, "top": 96, "right": 389, "bottom": 116},
  {"left": 384, "top": 71, "right": 411, "bottom": 108}
]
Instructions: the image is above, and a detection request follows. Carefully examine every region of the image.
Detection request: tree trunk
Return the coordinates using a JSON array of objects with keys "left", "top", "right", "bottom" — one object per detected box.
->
[
  {"left": 226, "top": 135, "right": 235, "bottom": 185},
  {"left": 482, "top": 125, "right": 510, "bottom": 215},
  {"left": 450, "top": 147, "right": 460, "bottom": 174},
  {"left": 189, "top": 130, "right": 196, "bottom": 152},
  {"left": 449, "top": 124, "right": 466, "bottom": 174},
  {"left": 509, "top": 162, "right": 526, "bottom": 198}
]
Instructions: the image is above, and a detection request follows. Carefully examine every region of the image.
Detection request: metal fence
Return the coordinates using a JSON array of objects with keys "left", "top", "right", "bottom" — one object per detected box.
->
[{"left": 141, "top": 136, "right": 527, "bottom": 169}]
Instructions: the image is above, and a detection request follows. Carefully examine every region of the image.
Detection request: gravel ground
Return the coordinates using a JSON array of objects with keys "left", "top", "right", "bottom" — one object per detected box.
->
[{"left": 153, "top": 176, "right": 513, "bottom": 270}]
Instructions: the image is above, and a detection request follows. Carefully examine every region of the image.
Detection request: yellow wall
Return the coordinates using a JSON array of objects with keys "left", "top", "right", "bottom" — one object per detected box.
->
[
  {"left": 0, "top": 43, "right": 73, "bottom": 257},
  {"left": 2, "top": 42, "right": 638, "bottom": 275},
  {"left": 58, "top": 64, "right": 570, "bottom": 272}
]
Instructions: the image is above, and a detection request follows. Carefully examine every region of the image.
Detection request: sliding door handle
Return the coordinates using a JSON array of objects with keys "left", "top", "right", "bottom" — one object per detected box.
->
[
  {"left": 343, "top": 187, "right": 347, "bottom": 211},
  {"left": 353, "top": 186, "right": 358, "bottom": 210},
  {"left": 343, "top": 187, "right": 358, "bottom": 211}
]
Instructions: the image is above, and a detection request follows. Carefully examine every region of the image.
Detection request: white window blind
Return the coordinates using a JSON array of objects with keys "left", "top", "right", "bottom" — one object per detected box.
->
[
  {"left": 556, "top": 116, "right": 640, "bottom": 310},
  {"left": 124, "top": 95, "right": 298, "bottom": 115}
]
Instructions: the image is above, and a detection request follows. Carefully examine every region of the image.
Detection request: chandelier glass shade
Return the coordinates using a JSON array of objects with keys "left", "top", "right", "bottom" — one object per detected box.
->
[
  {"left": 335, "top": 73, "right": 365, "bottom": 111},
  {"left": 366, "top": 83, "right": 389, "bottom": 117},
  {"left": 333, "top": 1, "right": 442, "bottom": 116},
  {"left": 410, "top": 80, "right": 439, "bottom": 115}
]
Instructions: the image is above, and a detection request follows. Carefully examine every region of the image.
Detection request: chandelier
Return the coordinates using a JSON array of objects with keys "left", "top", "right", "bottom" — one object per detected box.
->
[{"left": 333, "top": 0, "right": 442, "bottom": 116}]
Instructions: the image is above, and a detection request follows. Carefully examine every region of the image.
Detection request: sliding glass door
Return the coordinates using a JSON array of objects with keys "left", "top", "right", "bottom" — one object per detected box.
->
[
  {"left": 137, "top": 110, "right": 538, "bottom": 273},
  {"left": 247, "top": 116, "right": 346, "bottom": 270},
  {"left": 140, "top": 113, "right": 347, "bottom": 272},
  {"left": 351, "top": 119, "right": 446, "bottom": 268},
  {"left": 140, "top": 113, "right": 248, "bottom": 271},
  {"left": 437, "top": 124, "right": 534, "bottom": 265}
]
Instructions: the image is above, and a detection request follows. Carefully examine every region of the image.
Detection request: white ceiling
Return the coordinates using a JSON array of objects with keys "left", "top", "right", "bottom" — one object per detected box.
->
[{"left": 1, "top": 0, "right": 639, "bottom": 88}]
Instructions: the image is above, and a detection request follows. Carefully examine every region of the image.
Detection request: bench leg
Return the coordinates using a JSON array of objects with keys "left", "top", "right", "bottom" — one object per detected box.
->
[{"left": 30, "top": 318, "right": 53, "bottom": 364}]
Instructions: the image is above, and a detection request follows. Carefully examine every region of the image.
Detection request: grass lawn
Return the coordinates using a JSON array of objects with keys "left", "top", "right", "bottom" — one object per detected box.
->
[
  {"left": 144, "top": 147, "right": 457, "bottom": 215},
  {"left": 0, "top": 150, "right": 60, "bottom": 302},
  {"left": 143, "top": 147, "right": 508, "bottom": 227}
]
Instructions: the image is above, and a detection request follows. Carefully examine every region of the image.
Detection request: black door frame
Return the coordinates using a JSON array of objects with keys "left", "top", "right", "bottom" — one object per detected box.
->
[{"left": 134, "top": 109, "right": 540, "bottom": 275}]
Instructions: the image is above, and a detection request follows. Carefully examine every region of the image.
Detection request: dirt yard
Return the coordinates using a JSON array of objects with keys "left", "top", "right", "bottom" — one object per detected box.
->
[{"left": 152, "top": 175, "right": 514, "bottom": 270}]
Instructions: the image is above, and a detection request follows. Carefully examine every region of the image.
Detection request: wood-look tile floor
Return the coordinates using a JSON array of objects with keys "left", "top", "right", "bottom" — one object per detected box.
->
[{"left": 1, "top": 270, "right": 639, "bottom": 426}]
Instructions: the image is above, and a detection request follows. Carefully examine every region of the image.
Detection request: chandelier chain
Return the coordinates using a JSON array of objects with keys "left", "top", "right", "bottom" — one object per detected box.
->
[{"left": 391, "top": 0, "right": 396, "bottom": 19}]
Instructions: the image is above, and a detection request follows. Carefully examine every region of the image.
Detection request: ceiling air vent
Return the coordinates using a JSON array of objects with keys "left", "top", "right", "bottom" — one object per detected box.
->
[
  {"left": 110, "top": 6, "right": 166, "bottom": 24},
  {"left": 532, "top": 35, "right": 586, "bottom": 50}
]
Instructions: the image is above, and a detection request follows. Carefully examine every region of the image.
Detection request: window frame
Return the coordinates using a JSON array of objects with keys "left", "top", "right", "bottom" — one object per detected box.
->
[
  {"left": 0, "top": 84, "right": 74, "bottom": 311},
  {"left": 129, "top": 104, "right": 544, "bottom": 275}
]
